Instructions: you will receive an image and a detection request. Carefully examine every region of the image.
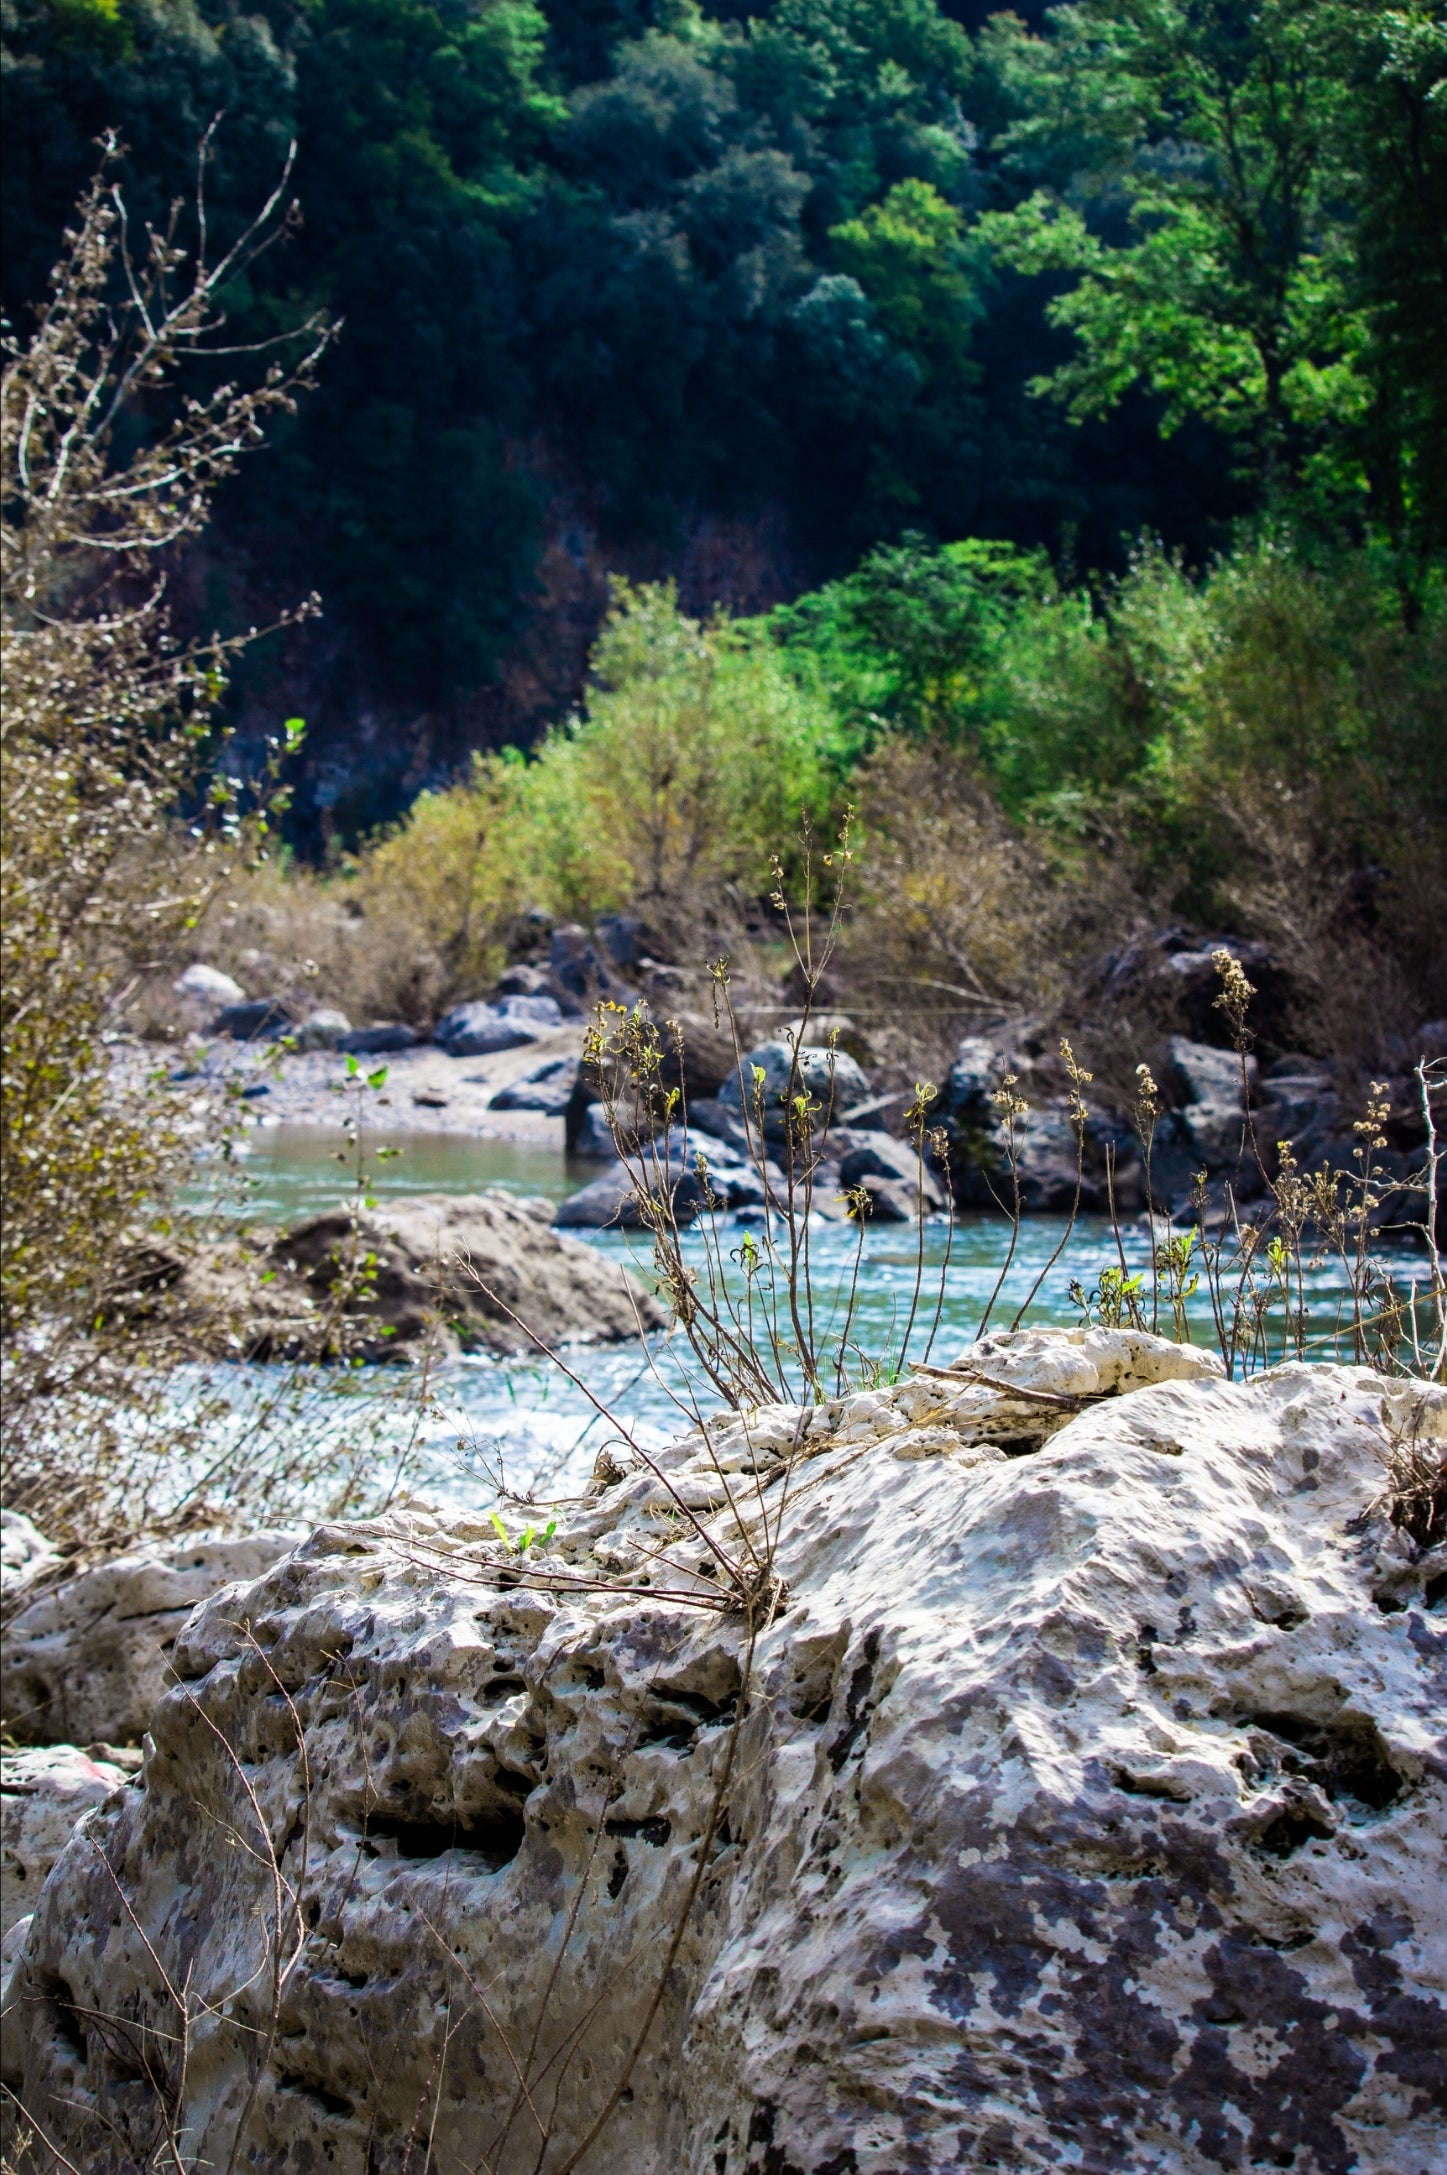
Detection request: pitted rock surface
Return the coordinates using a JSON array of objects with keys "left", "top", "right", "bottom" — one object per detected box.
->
[
  {"left": 0, "top": 1531, "right": 298, "bottom": 1747},
  {"left": 0, "top": 1746, "right": 131, "bottom": 1938},
  {"left": 6, "top": 1329, "right": 1445, "bottom": 2174}
]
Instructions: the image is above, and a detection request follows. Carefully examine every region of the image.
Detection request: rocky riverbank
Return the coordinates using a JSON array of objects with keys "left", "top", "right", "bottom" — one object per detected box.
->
[
  {"left": 141, "top": 931, "right": 1445, "bottom": 1247},
  {"left": 3, "top": 1330, "right": 1444, "bottom": 2172}
]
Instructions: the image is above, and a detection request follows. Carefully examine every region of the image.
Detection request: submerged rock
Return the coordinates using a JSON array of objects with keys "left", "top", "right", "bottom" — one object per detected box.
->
[{"left": 7, "top": 1330, "right": 1443, "bottom": 2172}]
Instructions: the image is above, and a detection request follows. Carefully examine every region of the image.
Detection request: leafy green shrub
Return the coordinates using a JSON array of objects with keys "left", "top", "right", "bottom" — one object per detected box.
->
[{"left": 332, "top": 579, "right": 846, "bottom": 989}]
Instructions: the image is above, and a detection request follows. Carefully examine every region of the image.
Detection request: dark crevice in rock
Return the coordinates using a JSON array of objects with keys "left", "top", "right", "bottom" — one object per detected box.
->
[
  {"left": 359, "top": 1806, "right": 525, "bottom": 1868},
  {"left": 635, "top": 1689, "right": 738, "bottom": 1751},
  {"left": 604, "top": 1815, "right": 672, "bottom": 1847},
  {"left": 1255, "top": 1798, "right": 1336, "bottom": 1858},
  {"left": 1425, "top": 1570, "right": 1447, "bottom": 1611},
  {"left": 1242, "top": 1711, "right": 1403, "bottom": 1810},
  {"left": 1110, "top": 1765, "right": 1192, "bottom": 1803},
  {"left": 276, "top": 2072, "right": 354, "bottom": 2119},
  {"left": 491, "top": 1765, "right": 536, "bottom": 1799},
  {"left": 827, "top": 1632, "right": 880, "bottom": 1773},
  {"left": 479, "top": 1673, "right": 526, "bottom": 1706},
  {"left": 37, "top": 1972, "right": 87, "bottom": 2060}
]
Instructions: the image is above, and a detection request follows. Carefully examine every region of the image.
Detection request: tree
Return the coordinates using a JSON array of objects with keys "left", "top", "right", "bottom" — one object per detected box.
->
[{"left": 977, "top": 0, "right": 1368, "bottom": 498}]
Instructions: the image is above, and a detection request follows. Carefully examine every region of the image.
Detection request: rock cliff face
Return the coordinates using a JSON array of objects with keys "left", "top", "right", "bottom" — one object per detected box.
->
[{"left": 6, "top": 1331, "right": 1445, "bottom": 2174}]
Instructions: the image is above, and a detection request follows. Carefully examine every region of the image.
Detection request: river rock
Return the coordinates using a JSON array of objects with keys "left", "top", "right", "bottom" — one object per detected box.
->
[
  {"left": 488, "top": 1053, "right": 579, "bottom": 1113},
  {"left": 435, "top": 995, "right": 565, "bottom": 1056},
  {"left": 555, "top": 1131, "right": 777, "bottom": 1226},
  {"left": 171, "top": 962, "right": 245, "bottom": 1028},
  {"left": 552, "top": 1157, "right": 712, "bottom": 1229},
  {"left": 336, "top": 1022, "right": 418, "bottom": 1055},
  {"left": 7, "top": 1331, "right": 1444, "bottom": 2172},
  {"left": 595, "top": 912, "right": 644, "bottom": 967},
  {"left": 293, "top": 1006, "right": 353, "bottom": 1051},
  {"left": 211, "top": 995, "right": 297, "bottom": 1041},
  {"left": 716, "top": 1039, "right": 870, "bottom": 1141},
  {"left": 0, "top": 1747, "right": 131, "bottom": 1938},
  {"left": 273, "top": 1191, "right": 665, "bottom": 1352},
  {"left": 495, "top": 963, "right": 550, "bottom": 997},
  {"left": 942, "top": 1033, "right": 1014, "bottom": 1128},
  {"left": 550, "top": 922, "right": 617, "bottom": 1001},
  {"left": 0, "top": 1533, "right": 298, "bottom": 1749},
  {"left": 571, "top": 1099, "right": 621, "bottom": 1156},
  {"left": 834, "top": 1127, "right": 945, "bottom": 1210},
  {"left": 1163, "top": 1033, "right": 1260, "bottom": 1171}
]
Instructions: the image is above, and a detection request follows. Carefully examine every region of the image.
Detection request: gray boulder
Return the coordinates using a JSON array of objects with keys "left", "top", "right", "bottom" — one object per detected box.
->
[
  {"left": 550, "top": 922, "right": 617, "bottom": 1000},
  {"left": 1260, "top": 1067, "right": 1341, "bottom": 1163},
  {"left": 595, "top": 913, "right": 644, "bottom": 967},
  {"left": 0, "top": 1533, "right": 299, "bottom": 1749},
  {"left": 272, "top": 1191, "right": 665, "bottom": 1352},
  {"left": 943, "top": 1034, "right": 1014, "bottom": 1128},
  {"left": 489, "top": 1054, "right": 580, "bottom": 1114},
  {"left": 211, "top": 996, "right": 296, "bottom": 1041},
  {"left": 716, "top": 1040, "right": 870, "bottom": 1141},
  {"left": 293, "top": 1006, "right": 352, "bottom": 1051},
  {"left": 571, "top": 1100, "right": 620, "bottom": 1157},
  {"left": 553, "top": 1160, "right": 712, "bottom": 1229},
  {"left": 495, "top": 963, "right": 550, "bottom": 997},
  {"left": 337, "top": 1022, "right": 418, "bottom": 1055},
  {"left": 10, "top": 1338, "right": 1443, "bottom": 2173},
  {"left": 171, "top": 962, "right": 245, "bottom": 1027},
  {"left": 556, "top": 1129, "right": 780, "bottom": 1226},
  {"left": 0, "top": 1511, "right": 60, "bottom": 1605},
  {"left": 834, "top": 1127, "right": 945, "bottom": 1211},
  {"left": 436, "top": 995, "right": 565, "bottom": 1056},
  {"left": 1169, "top": 1034, "right": 1256, "bottom": 1167}
]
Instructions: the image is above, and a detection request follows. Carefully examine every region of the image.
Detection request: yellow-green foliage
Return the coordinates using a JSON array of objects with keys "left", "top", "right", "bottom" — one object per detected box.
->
[
  {"left": 527, "top": 579, "right": 840, "bottom": 915},
  {"left": 356, "top": 750, "right": 536, "bottom": 1001},
  {"left": 355, "top": 579, "right": 841, "bottom": 962}
]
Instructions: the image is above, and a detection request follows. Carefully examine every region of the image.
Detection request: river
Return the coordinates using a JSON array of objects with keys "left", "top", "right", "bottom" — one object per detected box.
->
[{"left": 161, "top": 1123, "right": 1396, "bottom": 1521}]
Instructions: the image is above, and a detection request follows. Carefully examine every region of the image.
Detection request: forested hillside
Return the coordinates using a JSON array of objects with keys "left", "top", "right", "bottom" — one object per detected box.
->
[{"left": 7, "top": 0, "right": 1441, "bottom": 839}]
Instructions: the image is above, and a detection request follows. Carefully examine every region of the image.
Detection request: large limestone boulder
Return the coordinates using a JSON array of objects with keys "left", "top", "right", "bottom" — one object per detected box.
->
[
  {"left": 6, "top": 1331, "right": 1445, "bottom": 2173},
  {"left": 0, "top": 1532, "right": 297, "bottom": 1748}
]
